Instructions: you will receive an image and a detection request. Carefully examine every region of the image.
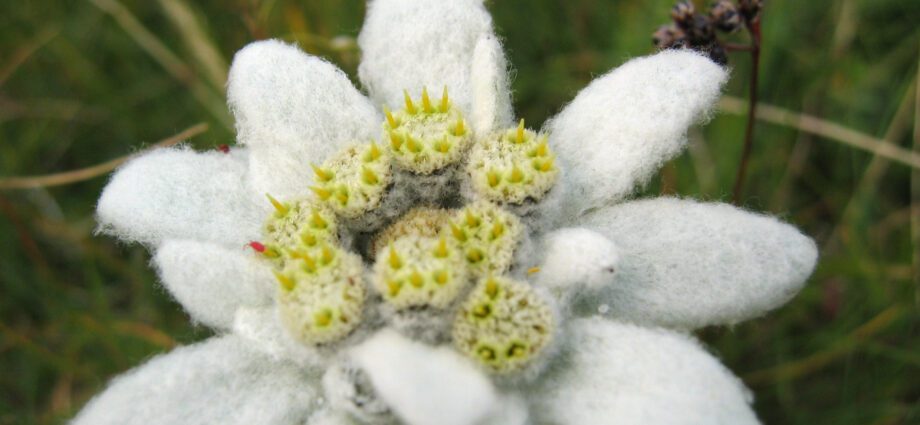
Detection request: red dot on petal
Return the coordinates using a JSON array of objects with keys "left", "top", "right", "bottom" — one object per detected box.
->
[
  {"left": 218, "top": 144, "right": 230, "bottom": 153},
  {"left": 249, "top": 241, "right": 266, "bottom": 252}
]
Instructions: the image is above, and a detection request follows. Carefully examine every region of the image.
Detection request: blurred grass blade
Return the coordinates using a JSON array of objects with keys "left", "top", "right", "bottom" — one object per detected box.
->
[
  {"left": 157, "top": 0, "right": 228, "bottom": 90},
  {"left": 720, "top": 96, "right": 920, "bottom": 169},
  {"left": 743, "top": 305, "right": 904, "bottom": 386},
  {"left": 0, "top": 27, "right": 60, "bottom": 87},
  {"left": 826, "top": 78, "right": 916, "bottom": 250},
  {"left": 0, "top": 123, "right": 208, "bottom": 190},
  {"left": 912, "top": 47, "right": 920, "bottom": 300},
  {"left": 112, "top": 320, "right": 176, "bottom": 349},
  {"left": 0, "top": 97, "right": 107, "bottom": 123},
  {"left": 87, "top": 0, "right": 232, "bottom": 129}
]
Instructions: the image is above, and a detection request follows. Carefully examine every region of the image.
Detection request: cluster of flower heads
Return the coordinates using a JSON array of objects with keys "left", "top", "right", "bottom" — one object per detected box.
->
[
  {"left": 252, "top": 88, "right": 559, "bottom": 375},
  {"left": 652, "top": 0, "right": 763, "bottom": 65}
]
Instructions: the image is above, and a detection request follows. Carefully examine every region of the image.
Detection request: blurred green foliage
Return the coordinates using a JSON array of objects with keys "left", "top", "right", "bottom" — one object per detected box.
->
[{"left": 1, "top": 0, "right": 918, "bottom": 423}]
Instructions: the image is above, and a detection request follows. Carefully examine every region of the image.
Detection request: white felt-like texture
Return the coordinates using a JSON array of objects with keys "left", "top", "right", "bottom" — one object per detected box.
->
[
  {"left": 578, "top": 197, "right": 818, "bottom": 329},
  {"left": 470, "top": 34, "right": 514, "bottom": 137},
  {"left": 529, "top": 318, "right": 758, "bottom": 425},
  {"left": 532, "top": 227, "right": 620, "bottom": 293},
  {"left": 546, "top": 50, "right": 728, "bottom": 217},
  {"left": 71, "top": 335, "right": 322, "bottom": 425},
  {"left": 227, "top": 39, "right": 380, "bottom": 198},
  {"left": 358, "top": 0, "right": 494, "bottom": 116},
  {"left": 153, "top": 239, "right": 273, "bottom": 330},
  {"left": 233, "top": 306, "right": 328, "bottom": 370},
  {"left": 480, "top": 394, "right": 530, "bottom": 425},
  {"left": 307, "top": 410, "right": 359, "bottom": 425},
  {"left": 96, "top": 147, "right": 265, "bottom": 247},
  {"left": 350, "top": 329, "right": 497, "bottom": 425}
]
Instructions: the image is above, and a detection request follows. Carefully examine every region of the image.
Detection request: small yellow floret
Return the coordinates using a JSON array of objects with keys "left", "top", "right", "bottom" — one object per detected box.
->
[
  {"left": 389, "top": 246, "right": 403, "bottom": 269},
  {"left": 421, "top": 87, "right": 435, "bottom": 113},
  {"left": 266, "top": 193, "right": 289, "bottom": 215},
  {"left": 439, "top": 86, "right": 450, "bottom": 113},
  {"left": 403, "top": 89, "right": 417, "bottom": 114}
]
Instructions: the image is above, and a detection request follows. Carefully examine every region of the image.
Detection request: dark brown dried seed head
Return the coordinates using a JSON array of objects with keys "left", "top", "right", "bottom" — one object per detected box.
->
[
  {"left": 671, "top": 1, "right": 696, "bottom": 28},
  {"left": 710, "top": 0, "right": 743, "bottom": 32}
]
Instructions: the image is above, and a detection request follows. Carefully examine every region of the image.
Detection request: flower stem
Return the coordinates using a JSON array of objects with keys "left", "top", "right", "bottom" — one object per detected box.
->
[{"left": 731, "top": 18, "right": 761, "bottom": 205}]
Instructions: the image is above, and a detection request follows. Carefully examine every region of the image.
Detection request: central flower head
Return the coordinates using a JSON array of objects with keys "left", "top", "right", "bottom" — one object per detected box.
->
[
  {"left": 253, "top": 88, "right": 560, "bottom": 376},
  {"left": 384, "top": 87, "right": 471, "bottom": 175}
]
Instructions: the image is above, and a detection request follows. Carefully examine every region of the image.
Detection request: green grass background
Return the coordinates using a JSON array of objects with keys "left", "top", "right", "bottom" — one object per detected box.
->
[{"left": 1, "top": 0, "right": 918, "bottom": 423}]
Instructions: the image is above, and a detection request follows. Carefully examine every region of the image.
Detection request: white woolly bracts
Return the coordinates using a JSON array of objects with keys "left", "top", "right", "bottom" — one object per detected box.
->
[
  {"left": 322, "top": 359, "right": 396, "bottom": 424},
  {"left": 81, "top": 1, "right": 819, "bottom": 424},
  {"left": 528, "top": 227, "right": 621, "bottom": 310}
]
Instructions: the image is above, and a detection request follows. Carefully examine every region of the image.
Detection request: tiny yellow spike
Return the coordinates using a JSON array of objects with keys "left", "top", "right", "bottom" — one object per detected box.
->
[
  {"left": 362, "top": 167, "right": 379, "bottom": 185},
  {"left": 311, "top": 164, "right": 334, "bottom": 182},
  {"left": 310, "top": 210, "right": 328, "bottom": 229},
  {"left": 409, "top": 271, "right": 424, "bottom": 288},
  {"left": 508, "top": 343, "right": 527, "bottom": 358},
  {"left": 387, "top": 280, "right": 401, "bottom": 296},
  {"left": 532, "top": 159, "right": 543, "bottom": 171},
  {"left": 453, "top": 118, "right": 466, "bottom": 136},
  {"left": 477, "top": 345, "right": 496, "bottom": 359},
  {"left": 403, "top": 89, "right": 417, "bottom": 114},
  {"left": 509, "top": 167, "right": 524, "bottom": 183},
  {"left": 310, "top": 186, "right": 332, "bottom": 201},
  {"left": 526, "top": 267, "right": 541, "bottom": 276},
  {"left": 484, "top": 278, "right": 499, "bottom": 298},
  {"left": 450, "top": 222, "right": 467, "bottom": 242},
  {"left": 539, "top": 156, "right": 555, "bottom": 172},
  {"left": 466, "top": 248, "right": 484, "bottom": 263},
  {"left": 491, "top": 221, "right": 505, "bottom": 239},
  {"left": 535, "top": 139, "right": 549, "bottom": 157},
  {"left": 263, "top": 246, "right": 280, "bottom": 259},
  {"left": 384, "top": 106, "right": 398, "bottom": 128},
  {"left": 388, "top": 245, "right": 403, "bottom": 269},
  {"left": 301, "top": 232, "right": 317, "bottom": 247},
  {"left": 406, "top": 135, "right": 423, "bottom": 153},
  {"left": 433, "top": 269, "right": 449, "bottom": 285},
  {"left": 421, "top": 87, "right": 434, "bottom": 113},
  {"left": 465, "top": 209, "right": 480, "bottom": 227},
  {"left": 516, "top": 118, "right": 525, "bottom": 143},
  {"left": 435, "top": 138, "right": 450, "bottom": 153},
  {"left": 365, "top": 142, "right": 382, "bottom": 162},
  {"left": 274, "top": 271, "right": 295, "bottom": 291},
  {"left": 292, "top": 250, "right": 317, "bottom": 272},
  {"left": 389, "top": 130, "right": 404, "bottom": 150},
  {"left": 335, "top": 188, "right": 349, "bottom": 205},
  {"left": 265, "top": 194, "right": 288, "bottom": 215},
  {"left": 486, "top": 170, "right": 500, "bottom": 188},
  {"left": 320, "top": 245, "right": 335, "bottom": 265},
  {"left": 314, "top": 309, "right": 333, "bottom": 327},
  {"left": 433, "top": 237, "right": 449, "bottom": 258},
  {"left": 439, "top": 86, "right": 450, "bottom": 112},
  {"left": 472, "top": 303, "right": 491, "bottom": 318}
]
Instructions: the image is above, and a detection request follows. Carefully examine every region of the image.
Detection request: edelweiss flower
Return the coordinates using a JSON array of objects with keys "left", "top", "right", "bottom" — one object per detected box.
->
[{"left": 76, "top": 1, "right": 817, "bottom": 424}]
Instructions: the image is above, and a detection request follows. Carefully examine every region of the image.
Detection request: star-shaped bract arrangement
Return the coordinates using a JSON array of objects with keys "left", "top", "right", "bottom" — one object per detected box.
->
[{"left": 78, "top": 1, "right": 816, "bottom": 424}]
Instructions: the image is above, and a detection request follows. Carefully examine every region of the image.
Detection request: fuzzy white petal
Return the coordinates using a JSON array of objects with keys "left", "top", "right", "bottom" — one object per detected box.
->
[
  {"left": 470, "top": 34, "right": 514, "bottom": 136},
  {"left": 227, "top": 39, "right": 380, "bottom": 198},
  {"left": 546, "top": 50, "right": 728, "bottom": 218},
  {"left": 358, "top": 0, "right": 500, "bottom": 118},
  {"left": 578, "top": 197, "right": 818, "bottom": 329},
  {"left": 153, "top": 239, "right": 273, "bottom": 330},
  {"left": 96, "top": 147, "right": 265, "bottom": 247},
  {"left": 233, "top": 306, "right": 327, "bottom": 370},
  {"left": 349, "top": 329, "right": 497, "bottom": 425},
  {"left": 529, "top": 318, "right": 759, "bottom": 425},
  {"left": 480, "top": 394, "right": 530, "bottom": 425},
  {"left": 71, "top": 335, "right": 322, "bottom": 425},
  {"left": 307, "top": 410, "right": 359, "bottom": 425},
  {"left": 530, "top": 227, "right": 620, "bottom": 295}
]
